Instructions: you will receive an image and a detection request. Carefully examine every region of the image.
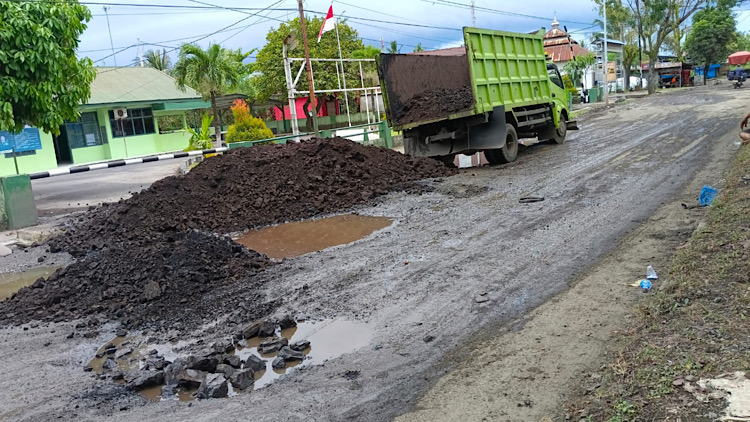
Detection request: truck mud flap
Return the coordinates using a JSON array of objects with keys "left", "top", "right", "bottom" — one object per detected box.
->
[{"left": 566, "top": 120, "right": 579, "bottom": 130}]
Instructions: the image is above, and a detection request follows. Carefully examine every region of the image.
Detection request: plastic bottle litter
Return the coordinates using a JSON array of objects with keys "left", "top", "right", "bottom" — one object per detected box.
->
[
  {"left": 699, "top": 185, "right": 718, "bottom": 207},
  {"left": 646, "top": 265, "right": 658, "bottom": 280},
  {"left": 639, "top": 279, "right": 652, "bottom": 292}
]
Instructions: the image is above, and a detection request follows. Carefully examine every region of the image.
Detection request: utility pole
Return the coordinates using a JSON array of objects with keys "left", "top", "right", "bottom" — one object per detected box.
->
[
  {"left": 297, "top": 0, "right": 319, "bottom": 137},
  {"left": 470, "top": 0, "right": 476, "bottom": 26},
  {"left": 103, "top": 6, "right": 117, "bottom": 66},
  {"left": 602, "top": 0, "right": 608, "bottom": 106},
  {"left": 380, "top": 37, "right": 385, "bottom": 52}
]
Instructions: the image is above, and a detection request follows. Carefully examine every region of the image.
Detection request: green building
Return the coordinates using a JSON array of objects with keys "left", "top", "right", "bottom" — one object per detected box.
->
[{"left": 0, "top": 67, "right": 208, "bottom": 177}]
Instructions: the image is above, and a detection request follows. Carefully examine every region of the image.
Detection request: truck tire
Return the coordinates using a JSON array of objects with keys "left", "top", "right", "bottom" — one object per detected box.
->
[
  {"left": 486, "top": 124, "right": 518, "bottom": 164},
  {"left": 550, "top": 114, "right": 567, "bottom": 144}
]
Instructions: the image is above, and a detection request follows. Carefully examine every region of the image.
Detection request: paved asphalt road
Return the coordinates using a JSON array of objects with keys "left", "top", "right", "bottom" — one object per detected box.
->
[{"left": 31, "top": 157, "right": 190, "bottom": 216}]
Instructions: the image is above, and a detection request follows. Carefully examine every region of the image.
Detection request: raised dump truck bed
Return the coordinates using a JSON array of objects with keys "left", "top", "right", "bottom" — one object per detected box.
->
[{"left": 378, "top": 27, "right": 575, "bottom": 163}]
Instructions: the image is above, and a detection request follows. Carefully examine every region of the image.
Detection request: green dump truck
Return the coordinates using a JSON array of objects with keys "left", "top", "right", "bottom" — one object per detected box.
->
[{"left": 378, "top": 27, "right": 577, "bottom": 164}]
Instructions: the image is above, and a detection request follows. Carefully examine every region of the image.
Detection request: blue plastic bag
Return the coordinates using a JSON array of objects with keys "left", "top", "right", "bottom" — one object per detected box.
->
[{"left": 699, "top": 185, "right": 718, "bottom": 207}]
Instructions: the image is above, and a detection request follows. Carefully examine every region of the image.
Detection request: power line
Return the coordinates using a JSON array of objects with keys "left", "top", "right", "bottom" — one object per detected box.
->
[{"left": 422, "top": 0, "right": 592, "bottom": 26}]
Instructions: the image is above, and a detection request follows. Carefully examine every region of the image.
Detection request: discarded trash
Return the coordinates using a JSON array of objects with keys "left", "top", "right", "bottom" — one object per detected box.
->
[
  {"left": 639, "top": 279, "right": 652, "bottom": 292},
  {"left": 699, "top": 185, "right": 718, "bottom": 207},
  {"left": 646, "top": 265, "right": 658, "bottom": 280},
  {"left": 519, "top": 197, "right": 545, "bottom": 204}
]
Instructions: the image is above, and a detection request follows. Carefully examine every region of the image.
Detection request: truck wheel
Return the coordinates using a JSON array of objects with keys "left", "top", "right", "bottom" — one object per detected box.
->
[
  {"left": 550, "top": 114, "right": 567, "bottom": 144},
  {"left": 486, "top": 124, "right": 519, "bottom": 164}
]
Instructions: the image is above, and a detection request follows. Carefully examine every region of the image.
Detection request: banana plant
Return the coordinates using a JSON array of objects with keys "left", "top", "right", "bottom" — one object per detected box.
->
[{"left": 186, "top": 113, "right": 214, "bottom": 151}]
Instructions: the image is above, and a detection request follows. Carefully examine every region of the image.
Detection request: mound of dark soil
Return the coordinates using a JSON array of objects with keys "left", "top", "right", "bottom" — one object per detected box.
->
[
  {"left": 1, "top": 231, "right": 272, "bottom": 329},
  {"left": 0, "top": 138, "right": 454, "bottom": 329},
  {"left": 397, "top": 86, "right": 474, "bottom": 125}
]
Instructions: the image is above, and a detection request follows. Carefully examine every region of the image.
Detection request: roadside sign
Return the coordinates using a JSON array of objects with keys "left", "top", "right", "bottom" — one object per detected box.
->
[{"left": 0, "top": 128, "right": 42, "bottom": 154}]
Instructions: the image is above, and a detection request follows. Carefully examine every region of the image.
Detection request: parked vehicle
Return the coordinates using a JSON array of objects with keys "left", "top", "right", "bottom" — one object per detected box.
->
[
  {"left": 728, "top": 68, "right": 747, "bottom": 89},
  {"left": 378, "top": 27, "right": 578, "bottom": 164}
]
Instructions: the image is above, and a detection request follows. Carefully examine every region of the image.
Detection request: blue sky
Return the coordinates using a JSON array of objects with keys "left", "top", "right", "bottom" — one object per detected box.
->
[{"left": 77, "top": 0, "right": 750, "bottom": 66}]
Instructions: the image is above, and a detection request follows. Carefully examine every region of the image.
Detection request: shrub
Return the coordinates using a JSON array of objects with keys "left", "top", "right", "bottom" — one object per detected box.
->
[
  {"left": 562, "top": 74, "right": 579, "bottom": 97},
  {"left": 185, "top": 112, "right": 213, "bottom": 151},
  {"left": 226, "top": 99, "right": 273, "bottom": 144}
]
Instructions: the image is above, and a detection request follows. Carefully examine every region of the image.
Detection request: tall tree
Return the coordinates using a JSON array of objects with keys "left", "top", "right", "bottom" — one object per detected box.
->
[
  {"left": 413, "top": 43, "right": 425, "bottom": 52},
  {"left": 626, "top": 0, "right": 707, "bottom": 94},
  {"left": 684, "top": 5, "right": 736, "bottom": 85},
  {"left": 387, "top": 40, "right": 401, "bottom": 53},
  {"left": 728, "top": 30, "right": 750, "bottom": 52},
  {"left": 0, "top": 0, "right": 95, "bottom": 134},
  {"left": 173, "top": 44, "right": 244, "bottom": 146},
  {"left": 254, "top": 16, "right": 364, "bottom": 130},
  {"left": 144, "top": 49, "right": 172, "bottom": 73},
  {"left": 351, "top": 45, "right": 381, "bottom": 59}
]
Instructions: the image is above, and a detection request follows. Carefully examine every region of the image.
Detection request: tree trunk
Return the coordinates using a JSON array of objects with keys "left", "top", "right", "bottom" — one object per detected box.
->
[
  {"left": 624, "top": 66, "right": 631, "bottom": 92},
  {"left": 210, "top": 90, "right": 221, "bottom": 148},
  {"left": 647, "top": 58, "right": 657, "bottom": 94},
  {"left": 303, "top": 96, "right": 313, "bottom": 133},
  {"left": 703, "top": 60, "right": 709, "bottom": 86},
  {"left": 275, "top": 104, "right": 287, "bottom": 133}
]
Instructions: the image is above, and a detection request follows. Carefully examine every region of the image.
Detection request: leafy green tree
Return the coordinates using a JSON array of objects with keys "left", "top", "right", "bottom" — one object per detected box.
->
[
  {"left": 626, "top": 0, "right": 708, "bottom": 94},
  {"left": 685, "top": 5, "right": 736, "bottom": 85},
  {"left": 563, "top": 52, "right": 596, "bottom": 87},
  {"left": 0, "top": 0, "right": 95, "bottom": 134},
  {"left": 387, "top": 40, "right": 401, "bottom": 53},
  {"left": 413, "top": 43, "right": 425, "bottom": 52},
  {"left": 144, "top": 49, "right": 172, "bottom": 73},
  {"left": 728, "top": 30, "right": 750, "bottom": 52},
  {"left": 254, "top": 16, "right": 364, "bottom": 126},
  {"left": 352, "top": 45, "right": 381, "bottom": 59},
  {"left": 173, "top": 43, "right": 245, "bottom": 146}
]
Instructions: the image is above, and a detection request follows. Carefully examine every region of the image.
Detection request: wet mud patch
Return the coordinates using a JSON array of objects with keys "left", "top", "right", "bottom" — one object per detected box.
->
[
  {"left": 437, "top": 182, "right": 490, "bottom": 199},
  {"left": 235, "top": 214, "right": 393, "bottom": 259}
]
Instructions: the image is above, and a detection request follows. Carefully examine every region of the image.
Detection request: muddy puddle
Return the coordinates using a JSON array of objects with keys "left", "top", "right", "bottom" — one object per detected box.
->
[
  {"left": 0, "top": 266, "right": 59, "bottom": 300},
  {"left": 234, "top": 318, "right": 373, "bottom": 388},
  {"left": 88, "top": 318, "right": 372, "bottom": 402},
  {"left": 235, "top": 214, "right": 392, "bottom": 259}
]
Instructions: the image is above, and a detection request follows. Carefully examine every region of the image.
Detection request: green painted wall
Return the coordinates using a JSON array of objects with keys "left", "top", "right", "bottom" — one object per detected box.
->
[
  {"left": 155, "top": 131, "right": 191, "bottom": 152},
  {"left": 0, "top": 131, "right": 57, "bottom": 177},
  {"left": 71, "top": 144, "right": 110, "bottom": 164}
]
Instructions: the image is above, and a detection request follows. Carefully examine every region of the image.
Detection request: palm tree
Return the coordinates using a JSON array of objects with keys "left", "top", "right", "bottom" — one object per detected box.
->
[
  {"left": 144, "top": 49, "right": 172, "bottom": 73},
  {"left": 413, "top": 43, "right": 425, "bottom": 52},
  {"left": 387, "top": 40, "right": 401, "bottom": 54},
  {"left": 173, "top": 43, "right": 243, "bottom": 146}
]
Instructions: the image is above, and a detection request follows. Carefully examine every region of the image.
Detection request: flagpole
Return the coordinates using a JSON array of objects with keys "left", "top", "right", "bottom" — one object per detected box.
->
[
  {"left": 297, "top": 0, "right": 319, "bottom": 137},
  {"left": 333, "top": 10, "right": 352, "bottom": 127}
]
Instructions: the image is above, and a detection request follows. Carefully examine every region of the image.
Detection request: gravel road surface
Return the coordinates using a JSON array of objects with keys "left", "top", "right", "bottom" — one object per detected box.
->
[{"left": 0, "top": 85, "right": 745, "bottom": 422}]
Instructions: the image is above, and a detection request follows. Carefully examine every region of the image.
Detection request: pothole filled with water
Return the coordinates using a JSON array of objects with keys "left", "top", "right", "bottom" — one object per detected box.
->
[
  {"left": 0, "top": 266, "right": 60, "bottom": 300},
  {"left": 234, "top": 318, "right": 373, "bottom": 388},
  {"left": 234, "top": 214, "right": 392, "bottom": 259},
  {"left": 86, "top": 318, "right": 372, "bottom": 402}
]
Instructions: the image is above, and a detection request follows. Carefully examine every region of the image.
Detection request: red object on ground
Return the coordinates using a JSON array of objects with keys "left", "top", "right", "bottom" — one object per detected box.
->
[{"left": 728, "top": 51, "right": 750, "bottom": 65}]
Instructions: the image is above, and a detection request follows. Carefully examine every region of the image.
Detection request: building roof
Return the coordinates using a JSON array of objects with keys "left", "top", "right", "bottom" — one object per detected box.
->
[
  {"left": 542, "top": 17, "right": 591, "bottom": 62},
  {"left": 86, "top": 67, "right": 203, "bottom": 106},
  {"left": 545, "top": 43, "right": 591, "bottom": 62}
]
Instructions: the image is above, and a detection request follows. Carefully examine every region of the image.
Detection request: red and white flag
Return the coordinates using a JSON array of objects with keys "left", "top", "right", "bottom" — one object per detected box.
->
[{"left": 317, "top": 5, "right": 335, "bottom": 43}]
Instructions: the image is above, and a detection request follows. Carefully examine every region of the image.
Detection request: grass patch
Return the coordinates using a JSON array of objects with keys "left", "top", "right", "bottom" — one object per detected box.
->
[{"left": 566, "top": 146, "right": 750, "bottom": 420}]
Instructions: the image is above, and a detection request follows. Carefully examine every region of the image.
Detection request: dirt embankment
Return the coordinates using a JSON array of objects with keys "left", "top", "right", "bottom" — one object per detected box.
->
[
  {"left": 0, "top": 138, "right": 454, "bottom": 330},
  {"left": 565, "top": 145, "right": 750, "bottom": 420}
]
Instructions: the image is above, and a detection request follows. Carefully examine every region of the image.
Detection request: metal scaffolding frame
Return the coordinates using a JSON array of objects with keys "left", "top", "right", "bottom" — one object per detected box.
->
[{"left": 282, "top": 49, "right": 382, "bottom": 136}]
